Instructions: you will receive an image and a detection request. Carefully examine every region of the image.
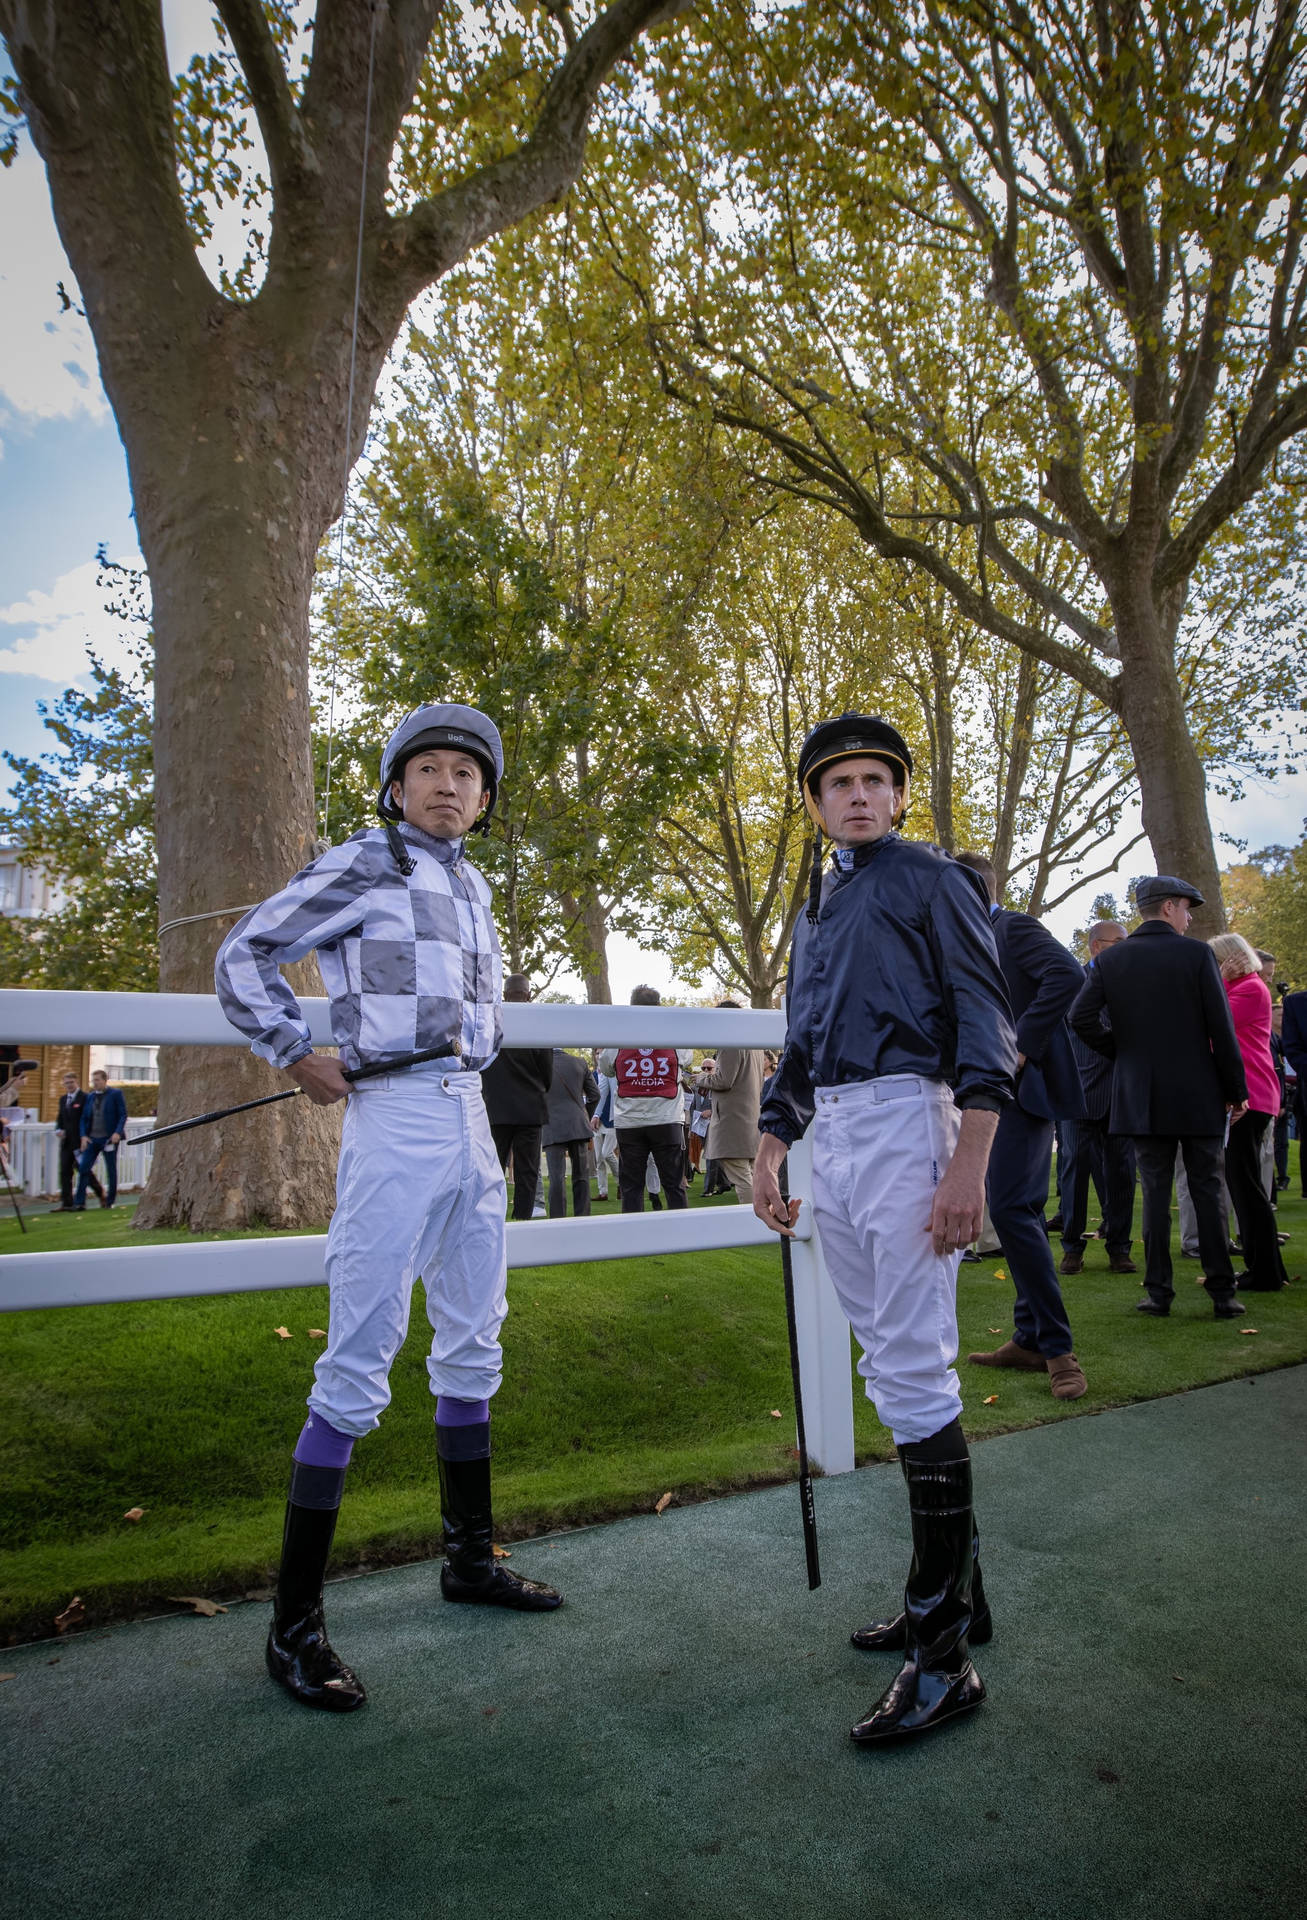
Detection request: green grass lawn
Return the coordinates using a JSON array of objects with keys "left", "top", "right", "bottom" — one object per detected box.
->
[{"left": 1, "top": 1180, "right": 1303, "bottom": 1643}]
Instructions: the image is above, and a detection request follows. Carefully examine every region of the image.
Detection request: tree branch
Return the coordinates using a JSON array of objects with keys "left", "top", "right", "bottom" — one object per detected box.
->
[
  {"left": 213, "top": 0, "right": 316, "bottom": 198},
  {"left": 382, "top": 0, "right": 688, "bottom": 306}
]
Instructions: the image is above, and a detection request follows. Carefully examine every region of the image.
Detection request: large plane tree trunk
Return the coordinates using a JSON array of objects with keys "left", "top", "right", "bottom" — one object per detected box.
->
[{"left": 4, "top": 0, "right": 684, "bottom": 1227}]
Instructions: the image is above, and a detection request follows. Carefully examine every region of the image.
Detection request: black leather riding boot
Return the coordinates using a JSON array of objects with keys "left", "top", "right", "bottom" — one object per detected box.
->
[
  {"left": 266, "top": 1461, "right": 366, "bottom": 1712},
  {"left": 851, "top": 1523, "right": 992, "bottom": 1652},
  {"left": 850, "top": 1452, "right": 985, "bottom": 1744},
  {"left": 437, "top": 1428, "right": 562, "bottom": 1612}
]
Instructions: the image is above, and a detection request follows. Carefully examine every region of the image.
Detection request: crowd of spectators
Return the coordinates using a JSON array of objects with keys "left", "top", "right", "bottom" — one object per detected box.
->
[
  {"left": 480, "top": 980, "right": 772, "bottom": 1220},
  {"left": 432, "top": 898, "right": 1305, "bottom": 1307}
]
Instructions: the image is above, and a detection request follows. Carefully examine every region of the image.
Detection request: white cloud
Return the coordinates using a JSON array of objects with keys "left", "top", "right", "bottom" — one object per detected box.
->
[
  {"left": 0, "top": 148, "right": 108, "bottom": 428},
  {"left": 0, "top": 554, "right": 147, "bottom": 684}
]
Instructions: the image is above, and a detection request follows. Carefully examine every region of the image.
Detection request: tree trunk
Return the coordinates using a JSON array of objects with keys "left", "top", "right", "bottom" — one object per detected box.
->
[
  {"left": 580, "top": 895, "right": 613, "bottom": 1004},
  {"left": 134, "top": 378, "right": 351, "bottom": 1227},
  {"left": 991, "top": 652, "right": 1039, "bottom": 893},
  {"left": 1113, "top": 581, "right": 1226, "bottom": 938},
  {"left": 927, "top": 646, "right": 956, "bottom": 851}
]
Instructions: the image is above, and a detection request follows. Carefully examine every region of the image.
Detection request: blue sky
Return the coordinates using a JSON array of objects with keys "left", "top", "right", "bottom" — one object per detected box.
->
[{"left": 1, "top": 18, "right": 1303, "bottom": 971}]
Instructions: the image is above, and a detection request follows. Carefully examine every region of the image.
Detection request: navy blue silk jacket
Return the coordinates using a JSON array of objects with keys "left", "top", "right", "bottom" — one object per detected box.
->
[{"left": 759, "top": 835, "right": 1017, "bottom": 1146}]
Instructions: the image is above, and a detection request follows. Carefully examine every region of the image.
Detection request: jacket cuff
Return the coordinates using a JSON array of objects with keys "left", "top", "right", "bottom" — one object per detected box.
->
[
  {"left": 758, "top": 1120, "right": 802, "bottom": 1148},
  {"left": 254, "top": 1027, "right": 315, "bottom": 1071},
  {"left": 956, "top": 1093, "right": 1007, "bottom": 1114}
]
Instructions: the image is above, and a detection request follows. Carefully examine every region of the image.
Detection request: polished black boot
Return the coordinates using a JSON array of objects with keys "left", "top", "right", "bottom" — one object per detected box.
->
[
  {"left": 266, "top": 1462, "right": 366, "bottom": 1712},
  {"left": 850, "top": 1450, "right": 985, "bottom": 1744},
  {"left": 851, "top": 1524, "right": 992, "bottom": 1651},
  {"left": 437, "top": 1441, "right": 562, "bottom": 1611}
]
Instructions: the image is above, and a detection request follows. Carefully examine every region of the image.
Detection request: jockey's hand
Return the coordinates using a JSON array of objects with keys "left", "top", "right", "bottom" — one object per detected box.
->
[{"left": 287, "top": 1053, "right": 351, "bottom": 1106}]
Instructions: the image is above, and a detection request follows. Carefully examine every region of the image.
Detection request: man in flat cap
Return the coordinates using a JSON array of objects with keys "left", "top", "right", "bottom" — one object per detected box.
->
[{"left": 1069, "top": 877, "right": 1248, "bottom": 1318}]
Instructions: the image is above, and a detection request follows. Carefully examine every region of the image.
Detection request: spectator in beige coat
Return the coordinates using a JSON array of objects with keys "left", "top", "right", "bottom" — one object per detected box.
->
[{"left": 699, "top": 1002, "right": 768, "bottom": 1205}]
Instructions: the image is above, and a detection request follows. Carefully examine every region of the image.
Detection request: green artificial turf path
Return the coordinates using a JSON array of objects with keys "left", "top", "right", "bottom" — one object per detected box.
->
[
  {"left": 2, "top": 1366, "right": 1305, "bottom": 1920},
  {"left": 1, "top": 1186, "right": 1304, "bottom": 1642}
]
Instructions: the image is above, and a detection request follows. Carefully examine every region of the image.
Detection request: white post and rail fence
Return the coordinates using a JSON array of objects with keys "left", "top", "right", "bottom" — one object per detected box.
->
[{"left": 0, "top": 989, "right": 856, "bottom": 1474}]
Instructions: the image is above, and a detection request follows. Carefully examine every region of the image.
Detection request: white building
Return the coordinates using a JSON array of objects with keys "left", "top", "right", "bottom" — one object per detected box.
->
[
  {"left": 1, "top": 846, "right": 158, "bottom": 1083},
  {"left": 0, "top": 844, "right": 65, "bottom": 919}
]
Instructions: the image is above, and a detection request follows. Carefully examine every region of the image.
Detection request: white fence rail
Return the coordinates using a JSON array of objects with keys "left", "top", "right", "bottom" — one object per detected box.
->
[
  {"left": 2, "top": 1117, "right": 157, "bottom": 1197},
  {"left": 0, "top": 988, "right": 856, "bottom": 1472}
]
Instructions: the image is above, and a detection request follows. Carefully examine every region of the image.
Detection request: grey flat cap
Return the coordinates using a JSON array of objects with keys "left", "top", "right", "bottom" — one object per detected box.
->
[{"left": 1135, "top": 873, "right": 1205, "bottom": 907}]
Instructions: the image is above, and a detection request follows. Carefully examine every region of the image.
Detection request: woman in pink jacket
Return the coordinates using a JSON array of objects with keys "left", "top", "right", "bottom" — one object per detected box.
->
[{"left": 1210, "top": 933, "right": 1288, "bottom": 1291}]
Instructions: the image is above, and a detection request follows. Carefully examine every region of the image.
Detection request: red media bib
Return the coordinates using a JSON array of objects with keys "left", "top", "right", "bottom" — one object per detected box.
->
[{"left": 614, "top": 1046, "right": 681, "bottom": 1098}]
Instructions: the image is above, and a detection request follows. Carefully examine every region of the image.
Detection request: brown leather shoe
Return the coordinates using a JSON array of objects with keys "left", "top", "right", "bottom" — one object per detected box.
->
[
  {"left": 1047, "top": 1353, "right": 1088, "bottom": 1400},
  {"left": 967, "top": 1339, "right": 1045, "bottom": 1369},
  {"left": 1059, "top": 1251, "right": 1084, "bottom": 1275},
  {"left": 1108, "top": 1255, "right": 1138, "bottom": 1274}
]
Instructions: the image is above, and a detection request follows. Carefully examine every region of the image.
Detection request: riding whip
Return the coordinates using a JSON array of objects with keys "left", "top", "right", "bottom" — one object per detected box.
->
[
  {"left": 135, "top": 1045, "right": 460, "bottom": 1144},
  {"left": 777, "top": 1157, "right": 821, "bottom": 1590}
]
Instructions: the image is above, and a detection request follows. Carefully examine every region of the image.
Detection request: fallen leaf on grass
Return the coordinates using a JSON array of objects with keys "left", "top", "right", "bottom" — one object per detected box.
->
[
  {"left": 987, "top": 1328, "right": 1004, "bottom": 1335},
  {"left": 122, "top": 1506, "right": 146, "bottom": 1524},
  {"left": 1239, "top": 1328, "right": 1260, "bottom": 1335},
  {"left": 654, "top": 1491, "right": 673, "bottom": 1514},
  {"left": 168, "top": 1595, "right": 228, "bottom": 1617},
  {"left": 54, "top": 1596, "right": 85, "bottom": 1634},
  {"left": 491, "top": 1544, "right": 511, "bottom": 1559},
  {"left": 993, "top": 1270, "right": 1007, "bottom": 1280},
  {"left": 273, "top": 1326, "right": 291, "bottom": 1339},
  {"left": 982, "top": 1395, "right": 999, "bottom": 1406},
  {"left": 0, "top": 1673, "right": 14, "bottom": 1683},
  {"left": 307, "top": 1329, "right": 327, "bottom": 1339},
  {"left": 769, "top": 1409, "right": 783, "bottom": 1419}
]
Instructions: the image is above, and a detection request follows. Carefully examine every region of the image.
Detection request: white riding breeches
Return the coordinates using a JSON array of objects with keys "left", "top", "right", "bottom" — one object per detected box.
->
[
  {"left": 811, "top": 1075, "right": 965, "bottom": 1446},
  {"left": 308, "top": 1068, "right": 509, "bottom": 1437}
]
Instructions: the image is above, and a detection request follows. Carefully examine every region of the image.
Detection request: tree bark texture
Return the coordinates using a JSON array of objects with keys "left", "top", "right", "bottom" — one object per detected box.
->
[
  {"left": 1111, "top": 583, "right": 1226, "bottom": 938},
  {"left": 3, "top": 0, "right": 683, "bottom": 1225}
]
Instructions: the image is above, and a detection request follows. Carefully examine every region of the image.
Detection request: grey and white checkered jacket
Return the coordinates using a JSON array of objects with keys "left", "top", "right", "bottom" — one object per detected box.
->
[{"left": 215, "top": 824, "right": 502, "bottom": 1073}]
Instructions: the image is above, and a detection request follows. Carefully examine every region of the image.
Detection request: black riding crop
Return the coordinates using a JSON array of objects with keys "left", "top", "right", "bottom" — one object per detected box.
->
[
  {"left": 135, "top": 1045, "right": 460, "bottom": 1145},
  {"left": 778, "top": 1158, "right": 821, "bottom": 1590}
]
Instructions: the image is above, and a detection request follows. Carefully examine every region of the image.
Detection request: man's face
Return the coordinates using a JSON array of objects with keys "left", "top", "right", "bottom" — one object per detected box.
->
[
  {"left": 1089, "top": 925, "right": 1125, "bottom": 960},
  {"left": 1260, "top": 958, "right": 1276, "bottom": 989},
  {"left": 817, "top": 756, "right": 902, "bottom": 847},
  {"left": 92, "top": 1071, "right": 107, "bottom": 1089},
  {"left": 1157, "top": 897, "right": 1192, "bottom": 933},
  {"left": 393, "top": 749, "right": 488, "bottom": 840},
  {"left": 63, "top": 1075, "right": 77, "bottom": 1093}
]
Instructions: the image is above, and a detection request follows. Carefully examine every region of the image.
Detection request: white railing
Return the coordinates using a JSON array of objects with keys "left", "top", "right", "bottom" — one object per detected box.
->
[
  {"left": 0, "top": 988, "right": 856, "bottom": 1472},
  {"left": 1, "top": 1116, "right": 158, "bottom": 1197}
]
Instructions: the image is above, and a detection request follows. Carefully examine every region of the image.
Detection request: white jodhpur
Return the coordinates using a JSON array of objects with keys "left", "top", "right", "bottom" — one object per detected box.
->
[
  {"left": 309, "top": 1068, "right": 508, "bottom": 1436},
  {"left": 811, "top": 1075, "right": 965, "bottom": 1445}
]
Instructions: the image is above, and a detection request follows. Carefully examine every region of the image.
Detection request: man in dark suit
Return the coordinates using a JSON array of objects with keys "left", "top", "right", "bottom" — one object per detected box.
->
[
  {"left": 1070, "top": 875, "right": 1248, "bottom": 1317},
  {"left": 55, "top": 1070, "right": 104, "bottom": 1210},
  {"left": 479, "top": 974, "right": 552, "bottom": 1222},
  {"left": 543, "top": 1047, "right": 600, "bottom": 1217},
  {"left": 956, "top": 855, "right": 1089, "bottom": 1401},
  {"left": 1059, "top": 922, "right": 1137, "bottom": 1275},
  {"left": 1282, "top": 987, "right": 1307, "bottom": 1198}
]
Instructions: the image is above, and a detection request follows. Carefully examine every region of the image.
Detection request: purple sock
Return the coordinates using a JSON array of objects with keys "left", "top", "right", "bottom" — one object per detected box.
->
[
  {"left": 293, "top": 1411, "right": 355, "bottom": 1469},
  {"left": 435, "top": 1395, "right": 490, "bottom": 1428}
]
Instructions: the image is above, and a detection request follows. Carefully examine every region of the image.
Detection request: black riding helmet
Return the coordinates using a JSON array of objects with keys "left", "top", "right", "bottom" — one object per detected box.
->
[
  {"left": 796, "top": 714, "right": 914, "bottom": 921},
  {"left": 797, "top": 714, "right": 913, "bottom": 832}
]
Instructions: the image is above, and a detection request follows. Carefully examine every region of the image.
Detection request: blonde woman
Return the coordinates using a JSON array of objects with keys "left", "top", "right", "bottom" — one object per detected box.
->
[{"left": 1209, "top": 932, "right": 1288, "bottom": 1292}]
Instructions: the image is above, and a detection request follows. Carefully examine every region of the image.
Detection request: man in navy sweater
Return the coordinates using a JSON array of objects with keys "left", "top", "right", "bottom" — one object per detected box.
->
[{"left": 74, "top": 1069, "right": 127, "bottom": 1209}]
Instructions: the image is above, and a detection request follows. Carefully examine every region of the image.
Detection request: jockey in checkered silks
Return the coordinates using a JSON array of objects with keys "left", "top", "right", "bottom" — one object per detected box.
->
[{"left": 216, "top": 703, "right": 561, "bottom": 1715}]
